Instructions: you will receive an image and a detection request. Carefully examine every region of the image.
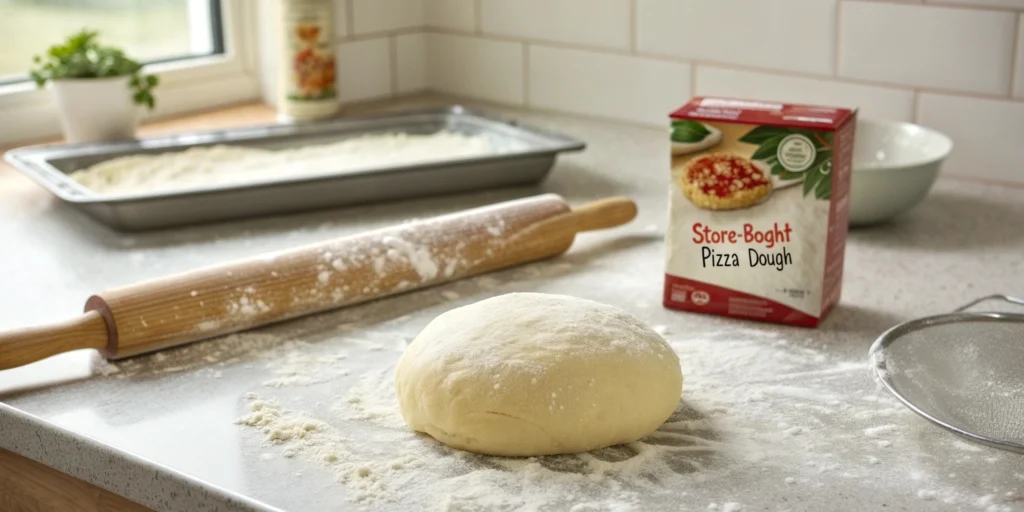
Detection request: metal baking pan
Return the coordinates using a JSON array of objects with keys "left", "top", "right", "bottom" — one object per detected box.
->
[{"left": 4, "top": 105, "right": 585, "bottom": 231}]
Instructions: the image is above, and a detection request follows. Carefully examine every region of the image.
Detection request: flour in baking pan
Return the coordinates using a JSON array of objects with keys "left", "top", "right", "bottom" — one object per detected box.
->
[{"left": 71, "top": 131, "right": 498, "bottom": 195}]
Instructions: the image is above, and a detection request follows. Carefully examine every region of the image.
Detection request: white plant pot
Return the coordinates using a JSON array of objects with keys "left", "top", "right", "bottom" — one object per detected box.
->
[{"left": 50, "top": 76, "right": 139, "bottom": 144}]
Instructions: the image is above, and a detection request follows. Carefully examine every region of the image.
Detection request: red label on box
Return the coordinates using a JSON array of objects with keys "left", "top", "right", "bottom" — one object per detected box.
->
[{"left": 671, "top": 97, "right": 855, "bottom": 131}]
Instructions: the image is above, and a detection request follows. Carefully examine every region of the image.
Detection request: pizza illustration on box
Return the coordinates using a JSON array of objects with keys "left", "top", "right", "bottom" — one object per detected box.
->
[
  {"left": 670, "top": 117, "right": 833, "bottom": 211},
  {"left": 679, "top": 153, "right": 773, "bottom": 210}
]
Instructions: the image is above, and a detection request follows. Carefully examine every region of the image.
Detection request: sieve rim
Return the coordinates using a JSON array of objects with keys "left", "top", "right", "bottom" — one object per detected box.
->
[{"left": 869, "top": 310, "right": 1024, "bottom": 455}]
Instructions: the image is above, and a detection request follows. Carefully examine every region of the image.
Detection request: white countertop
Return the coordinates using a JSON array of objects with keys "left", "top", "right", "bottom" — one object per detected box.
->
[{"left": 1, "top": 97, "right": 1022, "bottom": 512}]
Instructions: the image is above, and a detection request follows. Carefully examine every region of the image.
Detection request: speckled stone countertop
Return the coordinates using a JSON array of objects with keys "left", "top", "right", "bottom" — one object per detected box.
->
[{"left": 1, "top": 96, "right": 1022, "bottom": 512}]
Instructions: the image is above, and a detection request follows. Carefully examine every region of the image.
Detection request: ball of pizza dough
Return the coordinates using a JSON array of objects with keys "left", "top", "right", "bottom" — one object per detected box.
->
[{"left": 394, "top": 292, "right": 683, "bottom": 456}]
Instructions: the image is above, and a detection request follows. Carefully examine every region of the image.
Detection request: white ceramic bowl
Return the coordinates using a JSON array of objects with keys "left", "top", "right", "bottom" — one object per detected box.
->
[{"left": 849, "top": 119, "right": 953, "bottom": 226}]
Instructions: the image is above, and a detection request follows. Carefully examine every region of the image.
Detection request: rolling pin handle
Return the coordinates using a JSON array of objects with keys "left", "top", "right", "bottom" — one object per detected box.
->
[
  {"left": 0, "top": 311, "right": 110, "bottom": 370},
  {"left": 570, "top": 196, "right": 638, "bottom": 233}
]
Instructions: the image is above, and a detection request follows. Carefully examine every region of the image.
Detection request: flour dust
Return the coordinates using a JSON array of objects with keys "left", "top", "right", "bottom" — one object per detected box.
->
[{"left": 231, "top": 325, "right": 1024, "bottom": 512}]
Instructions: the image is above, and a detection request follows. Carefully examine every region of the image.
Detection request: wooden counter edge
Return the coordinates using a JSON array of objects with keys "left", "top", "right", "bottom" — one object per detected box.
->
[{"left": 0, "top": 447, "right": 152, "bottom": 512}]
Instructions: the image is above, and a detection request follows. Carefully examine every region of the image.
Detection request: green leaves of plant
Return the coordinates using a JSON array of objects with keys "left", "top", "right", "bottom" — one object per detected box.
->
[
  {"left": 740, "top": 125, "right": 834, "bottom": 199},
  {"left": 29, "top": 29, "right": 158, "bottom": 110},
  {"left": 670, "top": 120, "right": 712, "bottom": 143}
]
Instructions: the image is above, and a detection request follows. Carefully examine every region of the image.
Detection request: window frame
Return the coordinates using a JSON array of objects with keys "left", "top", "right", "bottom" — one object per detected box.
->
[{"left": 0, "top": 0, "right": 261, "bottom": 145}]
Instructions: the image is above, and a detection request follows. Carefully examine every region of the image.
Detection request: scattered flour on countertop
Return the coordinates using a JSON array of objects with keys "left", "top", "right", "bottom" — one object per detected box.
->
[
  {"left": 71, "top": 131, "right": 498, "bottom": 195},
  {"left": 83, "top": 264, "right": 1018, "bottom": 510},
  {"left": 231, "top": 332, "right": 845, "bottom": 508},
  {"left": 228, "top": 325, "right": 1024, "bottom": 510},
  {"left": 95, "top": 331, "right": 291, "bottom": 379},
  {"left": 864, "top": 424, "right": 898, "bottom": 438},
  {"left": 708, "top": 503, "right": 742, "bottom": 512},
  {"left": 236, "top": 396, "right": 324, "bottom": 443},
  {"left": 87, "top": 299, "right": 1022, "bottom": 511}
]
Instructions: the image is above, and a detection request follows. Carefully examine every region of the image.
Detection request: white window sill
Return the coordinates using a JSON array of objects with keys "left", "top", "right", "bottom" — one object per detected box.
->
[{"left": 0, "top": 0, "right": 262, "bottom": 146}]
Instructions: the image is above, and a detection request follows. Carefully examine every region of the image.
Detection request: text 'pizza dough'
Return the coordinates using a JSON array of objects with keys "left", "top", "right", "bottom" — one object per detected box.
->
[{"left": 395, "top": 293, "right": 683, "bottom": 456}]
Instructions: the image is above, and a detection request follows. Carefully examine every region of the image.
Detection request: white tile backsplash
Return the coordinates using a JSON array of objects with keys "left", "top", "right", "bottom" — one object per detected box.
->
[
  {"left": 351, "top": 0, "right": 424, "bottom": 35},
  {"left": 332, "top": 0, "right": 349, "bottom": 39},
  {"left": 480, "top": 0, "right": 631, "bottom": 50},
  {"left": 317, "top": 0, "right": 1024, "bottom": 183},
  {"left": 918, "top": 93, "right": 1024, "bottom": 180},
  {"left": 927, "top": 0, "right": 1024, "bottom": 9},
  {"left": 695, "top": 66, "right": 916, "bottom": 122},
  {"left": 337, "top": 38, "right": 393, "bottom": 103},
  {"left": 637, "top": 0, "right": 837, "bottom": 75},
  {"left": 529, "top": 46, "right": 691, "bottom": 125},
  {"left": 427, "top": 34, "right": 525, "bottom": 104},
  {"left": 424, "top": 0, "right": 476, "bottom": 31},
  {"left": 396, "top": 34, "right": 428, "bottom": 93},
  {"left": 839, "top": 2, "right": 1017, "bottom": 95}
]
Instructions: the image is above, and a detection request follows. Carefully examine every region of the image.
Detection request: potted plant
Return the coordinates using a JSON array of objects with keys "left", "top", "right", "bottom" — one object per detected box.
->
[{"left": 30, "top": 29, "right": 158, "bottom": 144}]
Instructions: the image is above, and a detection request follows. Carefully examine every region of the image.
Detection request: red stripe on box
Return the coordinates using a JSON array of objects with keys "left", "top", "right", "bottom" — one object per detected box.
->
[
  {"left": 671, "top": 97, "right": 854, "bottom": 131},
  {"left": 663, "top": 274, "right": 821, "bottom": 327}
]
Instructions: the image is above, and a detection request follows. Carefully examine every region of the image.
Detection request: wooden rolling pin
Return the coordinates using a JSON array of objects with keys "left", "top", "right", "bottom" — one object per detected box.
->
[{"left": 0, "top": 194, "right": 637, "bottom": 370}]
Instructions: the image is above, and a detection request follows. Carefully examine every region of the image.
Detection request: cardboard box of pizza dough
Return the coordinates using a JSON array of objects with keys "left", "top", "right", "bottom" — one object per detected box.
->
[{"left": 664, "top": 97, "right": 857, "bottom": 327}]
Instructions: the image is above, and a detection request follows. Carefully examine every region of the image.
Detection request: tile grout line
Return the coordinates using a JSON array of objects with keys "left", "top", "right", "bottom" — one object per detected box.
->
[
  {"left": 345, "top": 0, "right": 355, "bottom": 37},
  {"left": 912, "top": 89, "right": 922, "bottom": 123},
  {"left": 522, "top": 43, "right": 531, "bottom": 107},
  {"left": 920, "top": 0, "right": 1024, "bottom": 15},
  {"left": 420, "top": 27, "right": 1024, "bottom": 104},
  {"left": 475, "top": 0, "right": 483, "bottom": 34},
  {"left": 630, "top": 0, "right": 639, "bottom": 55},
  {"left": 690, "top": 63, "right": 698, "bottom": 97},
  {"left": 860, "top": 0, "right": 1024, "bottom": 14},
  {"left": 340, "top": 27, "right": 424, "bottom": 43},
  {"left": 833, "top": 0, "right": 843, "bottom": 78},
  {"left": 389, "top": 35, "right": 399, "bottom": 96},
  {"left": 1011, "top": 13, "right": 1022, "bottom": 97}
]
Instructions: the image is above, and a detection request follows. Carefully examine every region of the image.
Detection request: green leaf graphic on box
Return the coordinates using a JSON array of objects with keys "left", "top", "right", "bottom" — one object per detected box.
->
[
  {"left": 814, "top": 131, "right": 833, "bottom": 149},
  {"left": 750, "top": 134, "right": 786, "bottom": 161},
  {"left": 773, "top": 163, "right": 803, "bottom": 181},
  {"left": 803, "top": 166, "right": 823, "bottom": 196},
  {"left": 670, "top": 120, "right": 711, "bottom": 143},
  {"left": 816, "top": 161, "right": 833, "bottom": 199},
  {"left": 791, "top": 127, "right": 819, "bottom": 140},
  {"left": 806, "top": 156, "right": 833, "bottom": 199},
  {"left": 739, "top": 125, "right": 791, "bottom": 145},
  {"left": 795, "top": 153, "right": 825, "bottom": 197},
  {"left": 815, "top": 177, "right": 831, "bottom": 199}
]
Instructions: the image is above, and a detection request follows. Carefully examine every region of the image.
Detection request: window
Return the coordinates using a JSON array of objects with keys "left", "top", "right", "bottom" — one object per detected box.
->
[
  {"left": 0, "top": 0, "right": 260, "bottom": 145},
  {"left": 0, "top": 0, "right": 225, "bottom": 84}
]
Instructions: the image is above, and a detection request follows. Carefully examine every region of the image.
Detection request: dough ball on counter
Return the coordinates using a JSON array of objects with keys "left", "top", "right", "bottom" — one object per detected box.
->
[{"left": 394, "top": 292, "right": 683, "bottom": 456}]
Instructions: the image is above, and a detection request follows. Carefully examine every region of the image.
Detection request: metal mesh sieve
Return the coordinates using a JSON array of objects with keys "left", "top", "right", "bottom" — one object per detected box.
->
[{"left": 869, "top": 295, "right": 1024, "bottom": 454}]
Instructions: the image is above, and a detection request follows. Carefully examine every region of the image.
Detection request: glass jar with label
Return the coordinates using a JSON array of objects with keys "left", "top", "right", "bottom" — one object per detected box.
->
[{"left": 278, "top": 0, "right": 339, "bottom": 122}]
